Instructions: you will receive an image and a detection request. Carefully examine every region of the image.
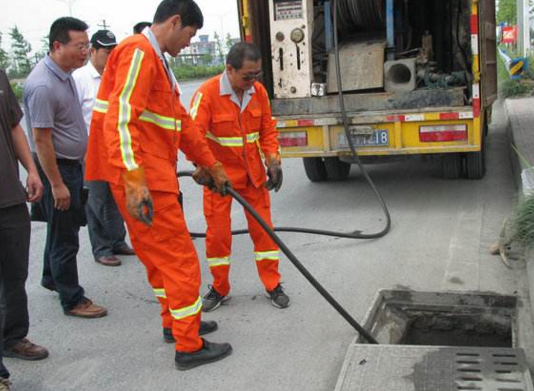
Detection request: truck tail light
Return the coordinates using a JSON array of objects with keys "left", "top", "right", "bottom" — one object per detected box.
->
[
  {"left": 278, "top": 131, "right": 308, "bottom": 147},
  {"left": 419, "top": 124, "right": 467, "bottom": 142}
]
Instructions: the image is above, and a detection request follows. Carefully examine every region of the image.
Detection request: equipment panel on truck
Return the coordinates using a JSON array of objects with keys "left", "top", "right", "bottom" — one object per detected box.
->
[{"left": 238, "top": 0, "right": 497, "bottom": 181}]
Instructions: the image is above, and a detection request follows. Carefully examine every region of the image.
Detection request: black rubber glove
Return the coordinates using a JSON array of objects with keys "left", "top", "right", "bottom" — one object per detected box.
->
[{"left": 265, "top": 158, "right": 283, "bottom": 192}]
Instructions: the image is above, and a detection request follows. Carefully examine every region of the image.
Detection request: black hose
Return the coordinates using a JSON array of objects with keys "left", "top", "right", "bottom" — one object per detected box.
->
[
  {"left": 179, "top": 172, "right": 378, "bottom": 344},
  {"left": 183, "top": 3, "right": 390, "bottom": 238},
  {"left": 330, "top": 0, "right": 392, "bottom": 239},
  {"left": 185, "top": 0, "right": 391, "bottom": 242}
]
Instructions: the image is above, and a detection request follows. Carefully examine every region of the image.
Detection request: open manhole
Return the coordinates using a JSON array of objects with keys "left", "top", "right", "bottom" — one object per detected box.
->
[
  {"left": 357, "top": 290, "right": 516, "bottom": 347},
  {"left": 333, "top": 290, "right": 533, "bottom": 391}
]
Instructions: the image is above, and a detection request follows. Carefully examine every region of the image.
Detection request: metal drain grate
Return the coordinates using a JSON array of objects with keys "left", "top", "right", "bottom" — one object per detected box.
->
[{"left": 334, "top": 345, "right": 534, "bottom": 391}]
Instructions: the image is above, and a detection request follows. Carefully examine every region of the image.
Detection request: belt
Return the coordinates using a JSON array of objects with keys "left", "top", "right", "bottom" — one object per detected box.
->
[
  {"left": 56, "top": 158, "right": 81, "bottom": 166},
  {"left": 32, "top": 153, "right": 81, "bottom": 166}
]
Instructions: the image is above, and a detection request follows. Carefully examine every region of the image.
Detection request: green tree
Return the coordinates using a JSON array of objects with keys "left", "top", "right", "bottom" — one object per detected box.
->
[
  {"left": 9, "top": 25, "right": 32, "bottom": 77},
  {"left": 225, "top": 33, "right": 235, "bottom": 53},
  {"left": 497, "top": 0, "right": 516, "bottom": 24},
  {"left": 214, "top": 32, "right": 224, "bottom": 63},
  {"left": 35, "top": 34, "right": 49, "bottom": 63},
  {"left": 203, "top": 52, "right": 213, "bottom": 66},
  {"left": 0, "top": 32, "right": 10, "bottom": 70}
]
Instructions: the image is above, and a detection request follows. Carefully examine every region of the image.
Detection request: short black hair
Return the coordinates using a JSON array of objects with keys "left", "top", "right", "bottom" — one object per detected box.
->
[
  {"left": 153, "top": 0, "right": 203, "bottom": 29},
  {"left": 133, "top": 21, "right": 152, "bottom": 34},
  {"left": 226, "top": 42, "right": 261, "bottom": 70},
  {"left": 49, "top": 17, "right": 88, "bottom": 51}
]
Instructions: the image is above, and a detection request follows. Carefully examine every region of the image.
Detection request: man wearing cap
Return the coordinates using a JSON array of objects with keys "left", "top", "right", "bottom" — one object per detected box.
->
[{"left": 73, "top": 30, "right": 135, "bottom": 267}]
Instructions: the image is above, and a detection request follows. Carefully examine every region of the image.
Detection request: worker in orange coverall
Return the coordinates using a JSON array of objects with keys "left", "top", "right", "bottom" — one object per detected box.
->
[
  {"left": 84, "top": 0, "right": 232, "bottom": 371},
  {"left": 190, "top": 43, "right": 289, "bottom": 313}
]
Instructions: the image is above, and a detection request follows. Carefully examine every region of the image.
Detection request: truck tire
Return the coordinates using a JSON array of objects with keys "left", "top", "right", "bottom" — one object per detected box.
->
[
  {"left": 464, "top": 140, "right": 486, "bottom": 179},
  {"left": 324, "top": 157, "right": 351, "bottom": 181},
  {"left": 303, "top": 157, "right": 328, "bottom": 182},
  {"left": 442, "top": 154, "right": 462, "bottom": 179}
]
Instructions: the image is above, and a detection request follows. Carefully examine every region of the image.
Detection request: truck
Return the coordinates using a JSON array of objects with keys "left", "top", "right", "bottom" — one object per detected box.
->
[{"left": 236, "top": 0, "right": 497, "bottom": 181}]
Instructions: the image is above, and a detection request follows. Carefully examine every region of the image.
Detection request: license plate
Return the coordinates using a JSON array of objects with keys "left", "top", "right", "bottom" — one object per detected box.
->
[{"left": 338, "top": 130, "right": 389, "bottom": 148}]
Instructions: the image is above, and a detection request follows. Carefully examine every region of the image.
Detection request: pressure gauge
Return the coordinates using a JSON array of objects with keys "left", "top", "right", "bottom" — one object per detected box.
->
[{"left": 290, "top": 28, "right": 305, "bottom": 43}]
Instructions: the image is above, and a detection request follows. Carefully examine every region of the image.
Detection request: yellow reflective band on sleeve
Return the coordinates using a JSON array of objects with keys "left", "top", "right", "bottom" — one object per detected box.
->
[
  {"left": 254, "top": 250, "right": 280, "bottom": 261},
  {"left": 139, "top": 110, "right": 181, "bottom": 131},
  {"left": 117, "top": 48, "right": 145, "bottom": 171},
  {"left": 206, "top": 132, "right": 244, "bottom": 147},
  {"left": 153, "top": 288, "right": 166, "bottom": 299},
  {"left": 207, "top": 256, "right": 231, "bottom": 267},
  {"left": 247, "top": 132, "right": 260, "bottom": 143},
  {"left": 93, "top": 99, "right": 109, "bottom": 114},
  {"left": 170, "top": 296, "right": 202, "bottom": 320},
  {"left": 190, "top": 92, "right": 203, "bottom": 120}
]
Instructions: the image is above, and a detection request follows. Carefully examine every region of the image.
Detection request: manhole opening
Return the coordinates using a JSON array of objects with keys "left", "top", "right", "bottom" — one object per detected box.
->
[{"left": 358, "top": 290, "right": 517, "bottom": 348}]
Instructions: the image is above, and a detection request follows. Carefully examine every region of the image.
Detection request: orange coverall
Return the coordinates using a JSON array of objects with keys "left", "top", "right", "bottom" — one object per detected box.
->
[
  {"left": 85, "top": 32, "right": 217, "bottom": 352},
  {"left": 190, "top": 73, "right": 281, "bottom": 296}
]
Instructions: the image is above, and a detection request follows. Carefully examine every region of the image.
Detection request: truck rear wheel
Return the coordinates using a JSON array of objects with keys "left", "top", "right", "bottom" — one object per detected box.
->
[
  {"left": 324, "top": 157, "right": 351, "bottom": 181},
  {"left": 464, "top": 141, "right": 486, "bottom": 179},
  {"left": 442, "top": 154, "right": 462, "bottom": 179},
  {"left": 303, "top": 157, "right": 328, "bottom": 182}
]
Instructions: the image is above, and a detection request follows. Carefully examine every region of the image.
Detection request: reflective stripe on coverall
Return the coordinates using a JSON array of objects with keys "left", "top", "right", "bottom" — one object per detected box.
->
[
  {"left": 85, "top": 32, "right": 217, "bottom": 352},
  {"left": 191, "top": 74, "right": 281, "bottom": 296}
]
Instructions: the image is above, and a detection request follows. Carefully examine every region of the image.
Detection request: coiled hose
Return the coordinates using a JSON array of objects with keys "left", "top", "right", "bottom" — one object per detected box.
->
[{"left": 179, "top": 172, "right": 378, "bottom": 344}]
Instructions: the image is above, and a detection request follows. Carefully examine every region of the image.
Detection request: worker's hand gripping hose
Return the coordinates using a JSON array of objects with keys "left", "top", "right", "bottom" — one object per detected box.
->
[{"left": 179, "top": 171, "right": 378, "bottom": 344}]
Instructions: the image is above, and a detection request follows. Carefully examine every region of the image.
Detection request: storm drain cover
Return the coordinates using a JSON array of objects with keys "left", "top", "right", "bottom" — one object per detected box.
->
[{"left": 334, "top": 344, "right": 533, "bottom": 391}]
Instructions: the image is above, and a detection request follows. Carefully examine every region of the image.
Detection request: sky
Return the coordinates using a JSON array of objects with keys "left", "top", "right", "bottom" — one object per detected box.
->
[{"left": 1, "top": 0, "right": 240, "bottom": 55}]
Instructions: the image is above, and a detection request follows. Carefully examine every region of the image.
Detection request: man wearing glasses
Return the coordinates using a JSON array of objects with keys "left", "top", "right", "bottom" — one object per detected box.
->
[
  {"left": 191, "top": 43, "right": 289, "bottom": 312},
  {"left": 23, "top": 17, "right": 107, "bottom": 318}
]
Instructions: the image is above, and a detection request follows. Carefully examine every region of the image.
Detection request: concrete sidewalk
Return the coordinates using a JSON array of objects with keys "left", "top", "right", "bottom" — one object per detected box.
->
[{"left": 505, "top": 97, "right": 534, "bottom": 335}]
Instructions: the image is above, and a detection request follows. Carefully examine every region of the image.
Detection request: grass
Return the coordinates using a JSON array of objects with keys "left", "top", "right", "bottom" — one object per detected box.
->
[
  {"left": 512, "top": 195, "right": 534, "bottom": 249},
  {"left": 497, "top": 53, "right": 534, "bottom": 99}
]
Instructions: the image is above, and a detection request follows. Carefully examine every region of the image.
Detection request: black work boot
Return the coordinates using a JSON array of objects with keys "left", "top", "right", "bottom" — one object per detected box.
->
[
  {"left": 175, "top": 339, "right": 232, "bottom": 370},
  {"left": 266, "top": 284, "right": 290, "bottom": 309},
  {"left": 163, "top": 320, "right": 218, "bottom": 343},
  {"left": 202, "top": 285, "right": 230, "bottom": 312}
]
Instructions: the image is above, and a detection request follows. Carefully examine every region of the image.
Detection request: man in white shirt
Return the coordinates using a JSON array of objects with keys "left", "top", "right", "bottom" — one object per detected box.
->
[{"left": 73, "top": 30, "right": 135, "bottom": 267}]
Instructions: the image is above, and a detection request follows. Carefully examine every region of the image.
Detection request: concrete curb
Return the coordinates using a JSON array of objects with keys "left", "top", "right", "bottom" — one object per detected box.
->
[{"left": 504, "top": 99, "right": 522, "bottom": 191}]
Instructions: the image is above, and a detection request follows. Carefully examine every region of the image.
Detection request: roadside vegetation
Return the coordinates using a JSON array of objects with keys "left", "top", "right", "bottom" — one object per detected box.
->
[
  {"left": 10, "top": 81, "right": 23, "bottom": 101},
  {"left": 172, "top": 64, "right": 225, "bottom": 82},
  {"left": 496, "top": 0, "right": 534, "bottom": 99},
  {"left": 498, "top": 51, "right": 534, "bottom": 99},
  {"left": 512, "top": 195, "right": 534, "bottom": 249}
]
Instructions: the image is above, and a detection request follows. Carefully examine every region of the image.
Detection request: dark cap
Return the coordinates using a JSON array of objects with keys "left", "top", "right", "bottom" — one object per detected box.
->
[{"left": 90, "top": 30, "right": 117, "bottom": 47}]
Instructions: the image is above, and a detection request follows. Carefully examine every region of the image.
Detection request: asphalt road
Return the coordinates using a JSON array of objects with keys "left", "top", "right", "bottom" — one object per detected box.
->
[{"left": 8, "top": 99, "right": 523, "bottom": 391}]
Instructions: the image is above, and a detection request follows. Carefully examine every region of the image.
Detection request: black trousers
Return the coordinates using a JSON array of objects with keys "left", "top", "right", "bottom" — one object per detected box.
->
[
  {"left": 86, "top": 180, "right": 127, "bottom": 259},
  {"left": 35, "top": 158, "right": 85, "bottom": 311},
  {"left": 0, "top": 203, "right": 32, "bottom": 378}
]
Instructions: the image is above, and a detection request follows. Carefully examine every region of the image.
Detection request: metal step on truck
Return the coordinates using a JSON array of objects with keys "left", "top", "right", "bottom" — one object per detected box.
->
[{"left": 237, "top": 0, "right": 497, "bottom": 181}]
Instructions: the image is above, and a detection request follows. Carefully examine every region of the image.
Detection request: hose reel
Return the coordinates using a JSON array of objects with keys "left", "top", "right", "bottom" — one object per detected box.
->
[{"left": 336, "top": 0, "right": 385, "bottom": 32}]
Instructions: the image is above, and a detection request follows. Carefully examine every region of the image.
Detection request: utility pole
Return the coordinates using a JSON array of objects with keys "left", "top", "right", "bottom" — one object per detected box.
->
[
  {"left": 97, "top": 20, "right": 110, "bottom": 30},
  {"left": 53, "top": 0, "right": 78, "bottom": 16},
  {"left": 517, "top": 0, "right": 531, "bottom": 56}
]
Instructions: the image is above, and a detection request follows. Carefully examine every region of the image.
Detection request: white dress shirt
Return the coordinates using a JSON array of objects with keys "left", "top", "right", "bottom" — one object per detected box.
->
[{"left": 72, "top": 61, "right": 101, "bottom": 133}]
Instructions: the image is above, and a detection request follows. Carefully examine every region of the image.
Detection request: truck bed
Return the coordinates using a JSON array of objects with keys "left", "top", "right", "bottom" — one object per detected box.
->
[{"left": 271, "top": 87, "right": 466, "bottom": 117}]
